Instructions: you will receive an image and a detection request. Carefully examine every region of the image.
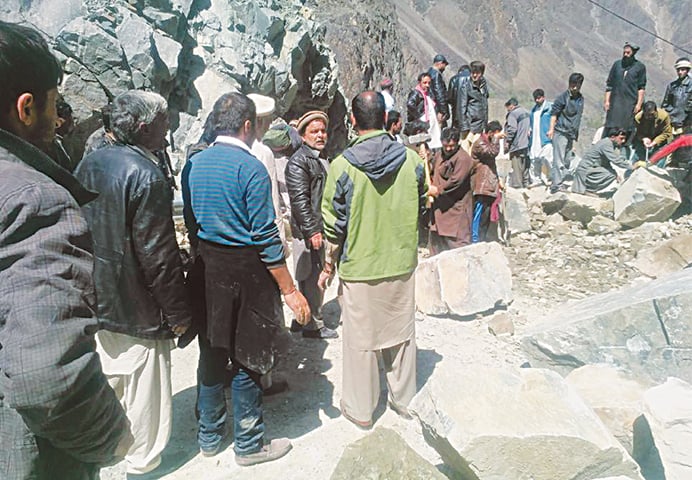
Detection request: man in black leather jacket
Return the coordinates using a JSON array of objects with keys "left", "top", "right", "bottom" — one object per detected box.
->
[
  {"left": 428, "top": 54, "right": 450, "bottom": 125},
  {"left": 285, "top": 111, "right": 338, "bottom": 339},
  {"left": 75, "top": 90, "right": 191, "bottom": 477}
]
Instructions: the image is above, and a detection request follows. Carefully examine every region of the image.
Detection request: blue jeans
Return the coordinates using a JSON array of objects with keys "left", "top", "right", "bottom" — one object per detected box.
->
[{"left": 197, "top": 339, "right": 264, "bottom": 455}]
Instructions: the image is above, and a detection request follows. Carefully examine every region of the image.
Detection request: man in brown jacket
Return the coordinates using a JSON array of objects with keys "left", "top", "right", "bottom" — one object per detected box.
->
[
  {"left": 429, "top": 127, "right": 475, "bottom": 253},
  {"left": 471, "top": 121, "right": 504, "bottom": 243}
]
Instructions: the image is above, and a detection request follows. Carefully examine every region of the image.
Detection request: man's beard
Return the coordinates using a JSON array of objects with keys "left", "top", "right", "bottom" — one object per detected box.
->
[
  {"left": 622, "top": 55, "right": 635, "bottom": 68},
  {"left": 442, "top": 147, "right": 459, "bottom": 159}
]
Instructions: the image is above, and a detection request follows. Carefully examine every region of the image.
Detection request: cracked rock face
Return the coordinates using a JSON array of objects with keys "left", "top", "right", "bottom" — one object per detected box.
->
[
  {"left": 520, "top": 268, "right": 692, "bottom": 385},
  {"left": 1, "top": 0, "right": 348, "bottom": 160}
]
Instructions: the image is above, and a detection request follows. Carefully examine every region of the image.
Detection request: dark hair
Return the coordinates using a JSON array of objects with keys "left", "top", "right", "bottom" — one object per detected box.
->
[
  {"left": 403, "top": 120, "right": 430, "bottom": 136},
  {"left": 441, "top": 127, "right": 460, "bottom": 143},
  {"left": 643, "top": 101, "right": 657, "bottom": 114},
  {"left": 532, "top": 89, "right": 545, "bottom": 99},
  {"left": 505, "top": 97, "right": 518, "bottom": 107},
  {"left": 101, "top": 104, "right": 113, "bottom": 132},
  {"left": 486, "top": 120, "right": 503, "bottom": 133},
  {"left": 56, "top": 94, "right": 72, "bottom": 120},
  {"left": 208, "top": 92, "right": 256, "bottom": 138},
  {"left": 0, "top": 21, "right": 63, "bottom": 117},
  {"left": 609, "top": 128, "right": 627, "bottom": 137},
  {"left": 568, "top": 72, "right": 584, "bottom": 86},
  {"left": 352, "top": 91, "right": 386, "bottom": 131},
  {"left": 459, "top": 64, "right": 471, "bottom": 74},
  {"left": 470, "top": 61, "right": 485, "bottom": 74},
  {"left": 417, "top": 72, "right": 431, "bottom": 83},
  {"left": 386, "top": 110, "right": 401, "bottom": 130}
]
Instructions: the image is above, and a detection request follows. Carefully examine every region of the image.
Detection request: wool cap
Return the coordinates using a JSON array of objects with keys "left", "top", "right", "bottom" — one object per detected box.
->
[
  {"left": 623, "top": 42, "right": 640, "bottom": 53},
  {"left": 674, "top": 58, "right": 692, "bottom": 70},
  {"left": 380, "top": 78, "right": 393, "bottom": 89},
  {"left": 296, "top": 110, "right": 329, "bottom": 134}
]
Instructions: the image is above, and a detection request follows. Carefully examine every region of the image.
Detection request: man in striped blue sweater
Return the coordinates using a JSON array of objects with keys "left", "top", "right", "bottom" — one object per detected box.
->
[{"left": 187, "top": 92, "right": 310, "bottom": 466}]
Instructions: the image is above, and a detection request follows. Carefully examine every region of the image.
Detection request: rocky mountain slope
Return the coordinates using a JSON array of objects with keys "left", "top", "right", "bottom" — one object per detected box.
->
[{"left": 313, "top": 0, "right": 690, "bottom": 148}]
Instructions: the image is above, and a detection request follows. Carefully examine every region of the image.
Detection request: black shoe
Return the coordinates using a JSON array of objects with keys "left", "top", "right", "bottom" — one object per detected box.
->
[
  {"left": 263, "top": 379, "right": 288, "bottom": 396},
  {"left": 302, "top": 326, "right": 338, "bottom": 339},
  {"left": 289, "top": 320, "right": 302, "bottom": 333}
]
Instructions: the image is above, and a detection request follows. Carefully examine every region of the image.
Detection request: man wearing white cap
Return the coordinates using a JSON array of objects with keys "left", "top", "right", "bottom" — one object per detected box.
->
[
  {"left": 248, "top": 93, "right": 286, "bottom": 249},
  {"left": 285, "top": 110, "right": 338, "bottom": 339},
  {"left": 662, "top": 57, "right": 692, "bottom": 136}
]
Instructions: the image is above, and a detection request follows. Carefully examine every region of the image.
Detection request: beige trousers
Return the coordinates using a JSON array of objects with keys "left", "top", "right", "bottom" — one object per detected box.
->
[
  {"left": 340, "top": 274, "right": 417, "bottom": 423},
  {"left": 341, "top": 337, "right": 417, "bottom": 423},
  {"left": 97, "top": 331, "right": 173, "bottom": 475}
]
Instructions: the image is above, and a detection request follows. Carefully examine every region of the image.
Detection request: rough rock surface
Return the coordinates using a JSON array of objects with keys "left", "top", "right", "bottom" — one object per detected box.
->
[
  {"left": 330, "top": 427, "right": 446, "bottom": 480},
  {"left": 409, "top": 365, "right": 644, "bottom": 480},
  {"left": 560, "top": 193, "right": 613, "bottom": 226},
  {"left": 416, "top": 243, "right": 513, "bottom": 317},
  {"left": 521, "top": 269, "right": 692, "bottom": 385},
  {"left": 614, "top": 168, "right": 682, "bottom": 228},
  {"left": 1, "top": 0, "right": 349, "bottom": 160},
  {"left": 503, "top": 187, "right": 532, "bottom": 234},
  {"left": 566, "top": 364, "right": 650, "bottom": 454},
  {"left": 633, "top": 377, "right": 692, "bottom": 480},
  {"left": 588, "top": 215, "right": 622, "bottom": 235},
  {"left": 633, "top": 234, "right": 692, "bottom": 278}
]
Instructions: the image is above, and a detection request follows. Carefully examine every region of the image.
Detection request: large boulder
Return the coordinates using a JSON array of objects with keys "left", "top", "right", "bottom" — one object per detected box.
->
[
  {"left": 566, "top": 364, "right": 650, "bottom": 454},
  {"left": 633, "top": 377, "right": 692, "bottom": 480},
  {"left": 521, "top": 269, "right": 692, "bottom": 385},
  {"left": 613, "top": 168, "right": 681, "bottom": 228},
  {"left": 416, "top": 243, "right": 513, "bottom": 317},
  {"left": 503, "top": 187, "right": 532, "bottom": 234},
  {"left": 588, "top": 215, "right": 622, "bottom": 235},
  {"left": 409, "top": 365, "right": 644, "bottom": 480},
  {"left": 561, "top": 193, "right": 613, "bottom": 225},
  {"left": 330, "top": 427, "right": 446, "bottom": 480},
  {"left": 632, "top": 234, "right": 692, "bottom": 278}
]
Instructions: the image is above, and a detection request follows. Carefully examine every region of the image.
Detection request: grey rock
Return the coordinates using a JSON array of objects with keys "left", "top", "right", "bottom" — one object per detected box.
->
[
  {"left": 410, "top": 365, "right": 644, "bottom": 480},
  {"left": 588, "top": 215, "right": 622, "bottom": 235},
  {"left": 542, "top": 192, "right": 569, "bottom": 215},
  {"left": 633, "top": 234, "right": 692, "bottom": 278},
  {"left": 503, "top": 187, "right": 532, "bottom": 234},
  {"left": 561, "top": 193, "right": 612, "bottom": 225},
  {"left": 330, "top": 427, "right": 446, "bottom": 480},
  {"left": 486, "top": 312, "right": 515, "bottom": 336},
  {"left": 633, "top": 377, "right": 692, "bottom": 480},
  {"left": 521, "top": 269, "right": 692, "bottom": 385},
  {"left": 614, "top": 168, "right": 681, "bottom": 228},
  {"left": 416, "top": 243, "right": 513, "bottom": 318},
  {"left": 566, "top": 364, "right": 650, "bottom": 454}
]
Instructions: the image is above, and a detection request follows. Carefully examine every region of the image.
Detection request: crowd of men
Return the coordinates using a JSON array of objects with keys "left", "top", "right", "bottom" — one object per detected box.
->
[
  {"left": 1, "top": 18, "right": 691, "bottom": 480},
  {"left": 391, "top": 45, "right": 691, "bottom": 250}
]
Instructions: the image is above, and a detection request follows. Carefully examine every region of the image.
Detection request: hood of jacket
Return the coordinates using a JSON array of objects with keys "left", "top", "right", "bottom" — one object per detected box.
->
[{"left": 342, "top": 130, "right": 408, "bottom": 182}]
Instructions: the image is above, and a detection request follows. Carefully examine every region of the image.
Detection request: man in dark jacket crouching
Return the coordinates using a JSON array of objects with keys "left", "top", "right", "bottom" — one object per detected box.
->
[
  {"left": 0, "top": 21, "right": 131, "bottom": 480},
  {"left": 75, "top": 90, "right": 191, "bottom": 477}
]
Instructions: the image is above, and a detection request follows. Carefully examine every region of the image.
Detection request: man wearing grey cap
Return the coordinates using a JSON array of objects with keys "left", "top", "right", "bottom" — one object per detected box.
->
[
  {"left": 285, "top": 110, "right": 339, "bottom": 339},
  {"left": 604, "top": 42, "right": 647, "bottom": 139},
  {"left": 428, "top": 54, "right": 450, "bottom": 125}
]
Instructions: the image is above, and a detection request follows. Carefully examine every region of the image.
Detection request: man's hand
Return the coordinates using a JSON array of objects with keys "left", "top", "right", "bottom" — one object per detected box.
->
[
  {"left": 284, "top": 289, "right": 311, "bottom": 325},
  {"left": 634, "top": 103, "right": 642, "bottom": 114},
  {"left": 642, "top": 137, "right": 653, "bottom": 148},
  {"left": 427, "top": 185, "right": 440, "bottom": 197},
  {"left": 437, "top": 112, "right": 444, "bottom": 124},
  {"left": 318, "top": 270, "right": 332, "bottom": 291},
  {"left": 546, "top": 128, "right": 554, "bottom": 140},
  {"left": 633, "top": 161, "right": 647, "bottom": 170},
  {"left": 604, "top": 100, "right": 610, "bottom": 112},
  {"left": 309, "top": 232, "right": 323, "bottom": 250},
  {"left": 171, "top": 324, "right": 189, "bottom": 336}
]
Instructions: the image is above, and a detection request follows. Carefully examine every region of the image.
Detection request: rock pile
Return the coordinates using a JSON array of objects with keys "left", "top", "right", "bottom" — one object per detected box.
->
[{"left": 1, "top": 0, "right": 349, "bottom": 160}]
